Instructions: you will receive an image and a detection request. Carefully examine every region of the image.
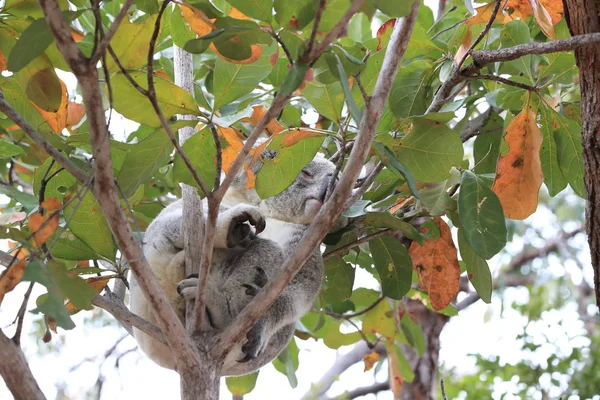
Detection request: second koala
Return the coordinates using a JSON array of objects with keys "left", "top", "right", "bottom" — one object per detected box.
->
[{"left": 130, "top": 152, "right": 336, "bottom": 376}]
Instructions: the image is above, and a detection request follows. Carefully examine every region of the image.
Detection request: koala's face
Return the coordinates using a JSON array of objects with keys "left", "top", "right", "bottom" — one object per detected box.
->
[{"left": 259, "top": 155, "right": 336, "bottom": 224}]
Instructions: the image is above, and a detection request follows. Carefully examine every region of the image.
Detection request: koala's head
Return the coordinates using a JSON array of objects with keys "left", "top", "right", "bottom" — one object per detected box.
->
[{"left": 258, "top": 154, "right": 336, "bottom": 225}]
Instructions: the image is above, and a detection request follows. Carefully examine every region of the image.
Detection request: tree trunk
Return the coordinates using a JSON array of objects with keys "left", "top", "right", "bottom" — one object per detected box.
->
[
  {"left": 0, "top": 331, "right": 45, "bottom": 400},
  {"left": 563, "top": 0, "right": 600, "bottom": 309},
  {"left": 398, "top": 300, "right": 449, "bottom": 400}
]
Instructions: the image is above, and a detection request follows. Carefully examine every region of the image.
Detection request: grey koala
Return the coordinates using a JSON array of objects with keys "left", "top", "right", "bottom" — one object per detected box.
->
[{"left": 129, "top": 152, "right": 336, "bottom": 376}]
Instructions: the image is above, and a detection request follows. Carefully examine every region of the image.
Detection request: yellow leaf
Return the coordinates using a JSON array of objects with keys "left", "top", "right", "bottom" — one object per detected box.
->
[
  {"left": 218, "top": 126, "right": 244, "bottom": 174},
  {"left": 228, "top": 7, "right": 252, "bottom": 20},
  {"left": 248, "top": 105, "right": 285, "bottom": 136},
  {"left": 0, "top": 258, "right": 27, "bottom": 306},
  {"left": 363, "top": 351, "right": 380, "bottom": 372},
  {"left": 408, "top": 218, "right": 460, "bottom": 311},
  {"left": 492, "top": 108, "right": 543, "bottom": 220}
]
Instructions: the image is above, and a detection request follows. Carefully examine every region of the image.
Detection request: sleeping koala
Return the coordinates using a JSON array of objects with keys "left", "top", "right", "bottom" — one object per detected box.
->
[{"left": 129, "top": 153, "right": 336, "bottom": 376}]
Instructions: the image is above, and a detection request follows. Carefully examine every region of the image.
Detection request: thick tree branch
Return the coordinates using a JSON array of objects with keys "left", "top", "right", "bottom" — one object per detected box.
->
[
  {"left": 39, "top": 0, "right": 199, "bottom": 374},
  {"left": 217, "top": 0, "right": 421, "bottom": 358},
  {"left": 459, "top": 108, "right": 493, "bottom": 142},
  {"left": 0, "top": 92, "right": 89, "bottom": 184},
  {"left": 0, "top": 330, "right": 45, "bottom": 400}
]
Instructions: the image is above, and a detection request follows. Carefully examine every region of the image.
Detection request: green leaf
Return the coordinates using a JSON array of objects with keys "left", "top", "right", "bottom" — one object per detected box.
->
[
  {"left": 255, "top": 132, "right": 326, "bottom": 198},
  {"left": 117, "top": 128, "right": 175, "bottom": 198},
  {"left": 457, "top": 171, "right": 507, "bottom": 259},
  {"left": 458, "top": 229, "right": 492, "bottom": 303},
  {"left": 319, "top": 0, "right": 350, "bottom": 31},
  {"left": 105, "top": 15, "right": 158, "bottom": 71},
  {"left": 172, "top": 126, "right": 217, "bottom": 194},
  {"left": 323, "top": 320, "right": 362, "bottom": 349},
  {"left": 396, "top": 120, "right": 464, "bottom": 182},
  {"left": 369, "top": 0, "right": 412, "bottom": 16},
  {"left": 22, "top": 260, "right": 76, "bottom": 330},
  {"left": 538, "top": 106, "right": 568, "bottom": 196},
  {"left": 403, "top": 23, "right": 443, "bottom": 61},
  {"left": 419, "top": 170, "right": 461, "bottom": 216},
  {"left": 225, "top": 0, "right": 273, "bottom": 21},
  {"left": 473, "top": 112, "right": 503, "bottom": 174},
  {"left": 34, "top": 158, "right": 77, "bottom": 201},
  {"left": 322, "top": 256, "right": 355, "bottom": 304},
  {"left": 369, "top": 235, "right": 413, "bottom": 300},
  {"left": 279, "top": 62, "right": 310, "bottom": 96},
  {"left": 302, "top": 80, "right": 345, "bottom": 122},
  {"left": 7, "top": 18, "right": 53, "bottom": 72},
  {"left": 333, "top": 53, "right": 362, "bottom": 123},
  {"left": 51, "top": 232, "right": 98, "bottom": 261},
  {"left": 274, "top": 0, "right": 317, "bottom": 30},
  {"left": 0, "top": 139, "right": 24, "bottom": 158},
  {"left": 548, "top": 108, "right": 585, "bottom": 198},
  {"left": 64, "top": 190, "right": 116, "bottom": 260},
  {"left": 111, "top": 72, "right": 200, "bottom": 127},
  {"left": 499, "top": 20, "right": 533, "bottom": 81},
  {"left": 388, "top": 342, "right": 415, "bottom": 383},
  {"left": 170, "top": 4, "right": 196, "bottom": 48},
  {"left": 212, "top": 45, "right": 275, "bottom": 109},
  {"left": 183, "top": 29, "right": 225, "bottom": 54},
  {"left": 135, "top": 0, "right": 159, "bottom": 14},
  {"left": 273, "top": 338, "right": 299, "bottom": 388},
  {"left": 226, "top": 372, "right": 259, "bottom": 397},
  {"left": 538, "top": 52, "right": 576, "bottom": 85},
  {"left": 389, "top": 60, "right": 432, "bottom": 118},
  {"left": 0, "top": 184, "right": 39, "bottom": 212},
  {"left": 372, "top": 142, "right": 422, "bottom": 201},
  {"left": 400, "top": 313, "right": 425, "bottom": 356},
  {"left": 47, "top": 261, "right": 98, "bottom": 310}
]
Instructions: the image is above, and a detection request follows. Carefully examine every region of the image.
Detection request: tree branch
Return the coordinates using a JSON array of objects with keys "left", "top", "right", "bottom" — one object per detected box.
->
[
  {"left": 323, "top": 229, "right": 394, "bottom": 261},
  {"left": 39, "top": 0, "right": 199, "bottom": 373},
  {"left": 217, "top": 0, "right": 421, "bottom": 358},
  {"left": 92, "top": 292, "right": 166, "bottom": 345},
  {"left": 0, "top": 330, "right": 45, "bottom": 400},
  {"left": 464, "top": 73, "right": 539, "bottom": 92}
]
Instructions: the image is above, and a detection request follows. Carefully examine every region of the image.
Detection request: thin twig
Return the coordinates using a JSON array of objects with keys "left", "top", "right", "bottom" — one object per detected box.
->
[
  {"left": 457, "top": 0, "right": 502, "bottom": 69},
  {"left": 271, "top": 30, "right": 294, "bottom": 64},
  {"left": 441, "top": 379, "right": 448, "bottom": 400},
  {"left": 345, "top": 162, "right": 383, "bottom": 208},
  {"left": 305, "top": 0, "right": 327, "bottom": 59},
  {"left": 322, "top": 295, "right": 385, "bottom": 319},
  {"left": 12, "top": 282, "right": 34, "bottom": 345},
  {"left": 89, "top": 0, "right": 136, "bottom": 65},
  {"left": 323, "top": 229, "right": 395, "bottom": 260},
  {"left": 464, "top": 73, "right": 539, "bottom": 92}
]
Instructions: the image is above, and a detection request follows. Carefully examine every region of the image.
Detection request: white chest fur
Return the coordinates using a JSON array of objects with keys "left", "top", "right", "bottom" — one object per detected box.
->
[{"left": 259, "top": 218, "right": 298, "bottom": 247}]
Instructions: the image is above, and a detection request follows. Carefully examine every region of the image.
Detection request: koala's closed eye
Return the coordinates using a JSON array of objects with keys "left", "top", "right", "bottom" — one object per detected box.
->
[{"left": 301, "top": 169, "right": 313, "bottom": 178}]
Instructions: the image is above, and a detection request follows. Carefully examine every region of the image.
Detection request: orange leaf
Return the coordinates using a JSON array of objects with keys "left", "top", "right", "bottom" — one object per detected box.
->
[
  {"left": 248, "top": 105, "right": 285, "bottom": 136},
  {"left": 228, "top": 7, "right": 252, "bottom": 20},
  {"left": 65, "top": 277, "right": 109, "bottom": 314},
  {"left": 0, "top": 50, "right": 6, "bottom": 72},
  {"left": 491, "top": 108, "right": 543, "bottom": 220},
  {"left": 181, "top": 4, "right": 214, "bottom": 37},
  {"left": 71, "top": 28, "right": 84, "bottom": 42},
  {"left": 33, "top": 79, "right": 68, "bottom": 134},
  {"left": 466, "top": 2, "right": 503, "bottom": 25},
  {"left": 363, "top": 351, "right": 380, "bottom": 372},
  {"left": 539, "top": 0, "right": 563, "bottom": 24},
  {"left": 0, "top": 258, "right": 27, "bottom": 306},
  {"left": 66, "top": 102, "right": 85, "bottom": 128},
  {"left": 408, "top": 218, "right": 460, "bottom": 311},
  {"left": 281, "top": 129, "right": 323, "bottom": 147},
  {"left": 29, "top": 198, "right": 61, "bottom": 248},
  {"left": 218, "top": 126, "right": 244, "bottom": 174}
]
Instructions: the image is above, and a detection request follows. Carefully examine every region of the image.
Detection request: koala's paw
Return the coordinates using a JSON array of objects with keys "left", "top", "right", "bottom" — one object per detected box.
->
[
  {"left": 227, "top": 206, "right": 266, "bottom": 248},
  {"left": 241, "top": 267, "right": 268, "bottom": 297},
  {"left": 176, "top": 274, "right": 198, "bottom": 301},
  {"left": 238, "top": 320, "right": 267, "bottom": 363}
]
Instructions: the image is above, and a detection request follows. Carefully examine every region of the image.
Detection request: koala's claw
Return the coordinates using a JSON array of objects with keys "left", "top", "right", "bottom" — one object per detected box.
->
[
  {"left": 227, "top": 208, "right": 266, "bottom": 248},
  {"left": 238, "top": 324, "right": 265, "bottom": 363},
  {"left": 176, "top": 275, "right": 199, "bottom": 300}
]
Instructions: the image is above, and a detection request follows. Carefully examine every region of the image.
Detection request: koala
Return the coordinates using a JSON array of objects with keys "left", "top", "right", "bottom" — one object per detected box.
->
[{"left": 129, "top": 152, "right": 336, "bottom": 376}]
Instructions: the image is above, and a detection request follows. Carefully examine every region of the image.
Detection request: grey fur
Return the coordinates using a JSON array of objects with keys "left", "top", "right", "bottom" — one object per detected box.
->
[{"left": 129, "top": 153, "right": 336, "bottom": 376}]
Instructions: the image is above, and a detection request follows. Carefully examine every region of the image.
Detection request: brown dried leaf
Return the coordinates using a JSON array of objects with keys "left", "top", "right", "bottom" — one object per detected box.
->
[
  {"left": 491, "top": 108, "right": 543, "bottom": 220},
  {"left": 363, "top": 351, "right": 380, "bottom": 372},
  {"left": 408, "top": 218, "right": 460, "bottom": 311},
  {"left": 0, "top": 258, "right": 27, "bottom": 305}
]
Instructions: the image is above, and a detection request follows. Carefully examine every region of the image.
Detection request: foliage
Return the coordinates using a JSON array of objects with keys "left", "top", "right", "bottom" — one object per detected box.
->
[{"left": 0, "top": 0, "right": 586, "bottom": 397}]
